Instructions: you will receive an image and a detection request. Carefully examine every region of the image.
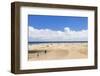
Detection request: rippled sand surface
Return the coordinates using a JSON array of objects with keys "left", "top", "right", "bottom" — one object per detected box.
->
[{"left": 28, "top": 43, "right": 88, "bottom": 61}]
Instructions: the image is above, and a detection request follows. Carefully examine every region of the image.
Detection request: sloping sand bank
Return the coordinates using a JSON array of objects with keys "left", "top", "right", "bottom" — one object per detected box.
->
[{"left": 28, "top": 43, "right": 88, "bottom": 61}]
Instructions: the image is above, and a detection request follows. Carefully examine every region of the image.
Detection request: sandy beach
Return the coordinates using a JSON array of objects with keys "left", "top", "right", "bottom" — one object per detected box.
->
[{"left": 28, "top": 43, "right": 88, "bottom": 61}]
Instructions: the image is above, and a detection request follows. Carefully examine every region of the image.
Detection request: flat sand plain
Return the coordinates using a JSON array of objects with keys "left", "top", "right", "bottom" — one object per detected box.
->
[{"left": 28, "top": 43, "right": 88, "bottom": 61}]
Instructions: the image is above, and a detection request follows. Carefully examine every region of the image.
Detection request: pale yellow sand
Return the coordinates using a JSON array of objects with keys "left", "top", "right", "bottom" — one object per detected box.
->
[{"left": 28, "top": 43, "right": 88, "bottom": 61}]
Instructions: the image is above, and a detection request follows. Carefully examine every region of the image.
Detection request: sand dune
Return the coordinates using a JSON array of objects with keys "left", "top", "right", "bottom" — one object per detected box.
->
[{"left": 28, "top": 43, "right": 88, "bottom": 61}]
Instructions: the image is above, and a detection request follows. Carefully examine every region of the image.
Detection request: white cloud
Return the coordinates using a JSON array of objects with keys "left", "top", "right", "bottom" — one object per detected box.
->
[{"left": 29, "top": 26, "right": 88, "bottom": 42}]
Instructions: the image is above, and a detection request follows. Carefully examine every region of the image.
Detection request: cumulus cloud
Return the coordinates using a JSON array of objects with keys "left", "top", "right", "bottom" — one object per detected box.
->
[{"left": 28, "top": 26, "right": 88, "bottom": 42}]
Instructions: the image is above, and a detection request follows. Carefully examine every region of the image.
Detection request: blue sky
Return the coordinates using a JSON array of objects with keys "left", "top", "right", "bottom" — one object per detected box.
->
[
  {"left": 28, "top": 15, "right": 88, "bottom": 42},
  {"left": 28, "top": 15, "right": 88, "bottom": 31}
]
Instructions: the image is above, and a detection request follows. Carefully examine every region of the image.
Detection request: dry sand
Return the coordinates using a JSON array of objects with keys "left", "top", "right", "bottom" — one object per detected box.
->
[{"left": 28, "top": 43, "right": 88, "bottom": 61}]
